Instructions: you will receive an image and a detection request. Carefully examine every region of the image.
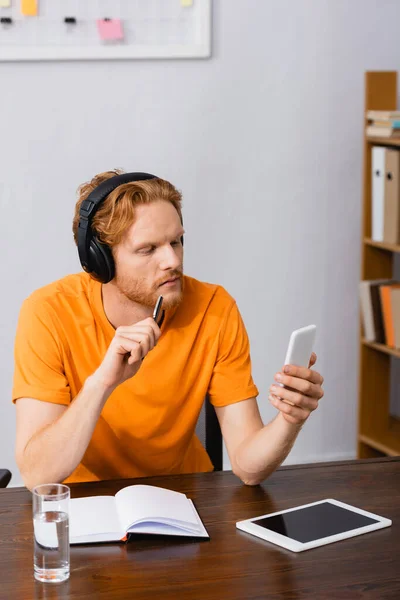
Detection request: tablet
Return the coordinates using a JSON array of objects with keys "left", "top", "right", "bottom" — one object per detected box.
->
[{"left": 236, "top": 499, "right": 392, "bottom": 552}]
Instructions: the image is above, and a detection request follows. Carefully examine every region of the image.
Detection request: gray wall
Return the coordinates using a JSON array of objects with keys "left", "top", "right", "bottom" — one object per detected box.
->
[{"left": 2, "top": 0, "right": 400, "bottom": 486}]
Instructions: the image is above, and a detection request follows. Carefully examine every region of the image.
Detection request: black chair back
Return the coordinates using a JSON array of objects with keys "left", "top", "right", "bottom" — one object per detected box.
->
[
  {"left": 195, "top": 396, "right": 223, "bottom": 471},
  {"left": 0, "top": 469, "right": 11, "bottom": 488}
]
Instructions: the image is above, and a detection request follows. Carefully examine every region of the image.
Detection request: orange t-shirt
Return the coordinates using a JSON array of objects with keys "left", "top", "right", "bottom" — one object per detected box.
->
[{"left": 12, "top": 273, "right": 258, "bottom": 484}]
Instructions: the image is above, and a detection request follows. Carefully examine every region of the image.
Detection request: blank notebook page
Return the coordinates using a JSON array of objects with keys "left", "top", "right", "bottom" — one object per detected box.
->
[
  {"left": 115, "top": 485, "right": 199, "bottom": 530},
  {"left": 70, "top": 496, "right": 121, "bottom": 539}
]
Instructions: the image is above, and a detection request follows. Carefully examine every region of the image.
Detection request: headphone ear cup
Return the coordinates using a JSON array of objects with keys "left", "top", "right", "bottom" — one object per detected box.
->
[{"left": 88, "top": 237, "right": 115, "bottom": 283}]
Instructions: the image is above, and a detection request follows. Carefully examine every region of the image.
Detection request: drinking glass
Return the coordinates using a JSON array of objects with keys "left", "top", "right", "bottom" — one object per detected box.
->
[{"left": 32, "top": 484, "right": 70, "bottom": 583}]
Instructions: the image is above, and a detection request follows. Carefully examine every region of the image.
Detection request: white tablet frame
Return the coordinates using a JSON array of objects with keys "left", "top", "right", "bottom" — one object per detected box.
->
[{"left": 236, "top": 499, "right": 392, "bottom": 553}]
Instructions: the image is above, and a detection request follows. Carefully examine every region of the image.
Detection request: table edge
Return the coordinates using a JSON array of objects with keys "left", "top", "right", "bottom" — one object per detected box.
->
[{"left": 2, "top": 456, "right": 398, "bottom": 493}]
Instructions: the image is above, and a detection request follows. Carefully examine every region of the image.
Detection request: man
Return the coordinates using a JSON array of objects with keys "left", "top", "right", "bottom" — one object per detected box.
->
[{"left": 13, "top": 170, "right": 324, "bottom": 490}]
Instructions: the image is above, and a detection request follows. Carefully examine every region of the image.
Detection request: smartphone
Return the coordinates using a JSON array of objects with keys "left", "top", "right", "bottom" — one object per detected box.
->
[
  {"left": 284, "top": 324, "right": 317, "bottom": 368},
  {"left": 277, "top": 325, "right": 317, "bottom": 403}
]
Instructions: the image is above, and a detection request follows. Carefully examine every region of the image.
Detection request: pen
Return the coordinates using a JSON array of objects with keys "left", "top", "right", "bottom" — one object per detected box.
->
[
  {"left": 153, "top": 295, "right": 165, "bottom": 327},
  {"left": 141, "top": 296, "right": 164, "bottom": 362}
]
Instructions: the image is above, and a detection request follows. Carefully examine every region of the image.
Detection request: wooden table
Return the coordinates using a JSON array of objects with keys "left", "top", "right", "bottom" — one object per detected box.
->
[{"left": 0, "top": 457, "right": 399, "bottom": 599}]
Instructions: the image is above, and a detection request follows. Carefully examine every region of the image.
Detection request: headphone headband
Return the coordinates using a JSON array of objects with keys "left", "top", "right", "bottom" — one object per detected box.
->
[{"left": 77, "top": 172, "right": 157, "bottom": 282}]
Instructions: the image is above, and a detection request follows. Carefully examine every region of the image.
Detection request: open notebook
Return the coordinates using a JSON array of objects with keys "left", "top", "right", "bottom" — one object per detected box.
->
[{"left": 69, "top": 484, "right": 209, "bottom": 544}]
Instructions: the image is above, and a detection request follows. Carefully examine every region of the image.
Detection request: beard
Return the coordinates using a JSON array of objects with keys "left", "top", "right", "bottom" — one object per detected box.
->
[{"left": 114, "top": 268, "right": 184, "bottom": 310}]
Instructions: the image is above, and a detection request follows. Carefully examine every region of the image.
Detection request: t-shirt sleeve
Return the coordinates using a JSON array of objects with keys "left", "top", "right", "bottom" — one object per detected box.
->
[
  {"left": 12, "top": 297, "right": 71, "bottom": 406},
  {"left": 208, "top": 300, "right": 259, "bottom": 407}
]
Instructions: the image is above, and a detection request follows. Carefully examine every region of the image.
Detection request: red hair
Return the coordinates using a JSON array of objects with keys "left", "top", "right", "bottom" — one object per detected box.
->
[{"left": 72, "top": 169, "right": 183, "bottom": 248}]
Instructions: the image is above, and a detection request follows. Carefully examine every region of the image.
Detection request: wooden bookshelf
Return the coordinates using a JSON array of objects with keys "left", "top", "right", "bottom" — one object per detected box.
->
[
  {"left": 362, "top": 338, "right": 400, "bottom": 359},
  {"left": 358, "top": 71, "right": 400, "bottom": 459},
  {"left": 366, "top": 136, "right": 400, "bottom": 148},
  {"left": 364, "top": 238, "right": 400, "bottom": 253}
]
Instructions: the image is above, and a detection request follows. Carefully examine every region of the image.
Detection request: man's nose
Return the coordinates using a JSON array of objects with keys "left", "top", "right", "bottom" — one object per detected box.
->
[{"left": 159, "top": 244, "right": 182, "bottom": 270}]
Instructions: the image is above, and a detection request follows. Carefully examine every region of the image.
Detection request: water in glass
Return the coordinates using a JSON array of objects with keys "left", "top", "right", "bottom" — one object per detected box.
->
[{"left": 33, "top": 511, "right": 69, "bottom": 583}]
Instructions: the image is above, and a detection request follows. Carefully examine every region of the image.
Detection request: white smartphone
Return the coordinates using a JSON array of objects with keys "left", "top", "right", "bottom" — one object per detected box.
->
[
  {"left": 284, "top": 324, "right": 317, "bottom": 368},
  {"left": 277, "top": 325, "right": 317, "bottom": 402}
]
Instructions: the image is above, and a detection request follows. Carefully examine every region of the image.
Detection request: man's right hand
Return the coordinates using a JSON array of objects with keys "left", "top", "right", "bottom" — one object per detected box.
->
[{"left": 92, "top": 317, "right": 161, "bottom": 391}]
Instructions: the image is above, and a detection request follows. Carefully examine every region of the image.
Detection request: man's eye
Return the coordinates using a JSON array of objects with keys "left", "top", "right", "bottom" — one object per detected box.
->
[{"left": 139, "top": 247, "right": 155, "bottom": 255}]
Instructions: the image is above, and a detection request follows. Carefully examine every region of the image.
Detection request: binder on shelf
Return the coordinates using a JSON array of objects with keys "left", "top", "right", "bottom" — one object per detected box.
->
[
  {"left": 371, "top": 147, "right": 385, "bottom": 242},
  {"left": 383, "top": 149, "right": 400, "bottom": 244}
]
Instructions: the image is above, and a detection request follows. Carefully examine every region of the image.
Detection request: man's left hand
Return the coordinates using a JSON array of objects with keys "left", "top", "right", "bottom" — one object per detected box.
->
[{"left": 268, "top": 352, "right": 324, "bottom": 426}]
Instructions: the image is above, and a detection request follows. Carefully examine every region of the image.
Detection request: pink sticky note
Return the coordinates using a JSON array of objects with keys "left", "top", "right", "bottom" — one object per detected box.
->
[{"left": 97, "top": 19, "right": 124, "bottom": 41}]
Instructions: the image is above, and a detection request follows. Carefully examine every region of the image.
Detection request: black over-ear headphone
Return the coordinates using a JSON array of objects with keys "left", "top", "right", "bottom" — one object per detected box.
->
[{"left": 78, "top": 172, "right": 157, "bottom": 283}]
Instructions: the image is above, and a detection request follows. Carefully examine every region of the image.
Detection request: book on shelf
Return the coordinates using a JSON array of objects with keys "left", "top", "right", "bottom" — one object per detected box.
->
[
  {"left": 366, "top": 110, "right": 400, "bottom": 120},
  {"left": 379, "top": 283, "right": 400, "bottom": 348},
  {"left": 66, "top": 484, "right": 209, "bottom": 545},
  {"left": 391, "top": 289, "right": 400, "bottom": 349},
  {"left": 360, "top": 279, "right": 393, "bottom": 343},
  {"left": 366, "top": 110, "right": 400, "bottom": 137},
  {"left": 366, "top": 125, "right": 400, "bottom": 138},
  {"left": 372, "top": 120, "right": 400, "bottom": 128}
]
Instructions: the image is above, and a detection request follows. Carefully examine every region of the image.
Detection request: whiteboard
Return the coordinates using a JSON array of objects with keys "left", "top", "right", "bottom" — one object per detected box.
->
[{"left": 0, "top": 0, "right": 212, "bottom": 61}]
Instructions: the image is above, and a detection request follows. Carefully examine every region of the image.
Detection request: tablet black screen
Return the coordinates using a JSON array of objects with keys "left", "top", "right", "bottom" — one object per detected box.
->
[{"left": 254, "top": 502, "right": 379, "bottom": 543}]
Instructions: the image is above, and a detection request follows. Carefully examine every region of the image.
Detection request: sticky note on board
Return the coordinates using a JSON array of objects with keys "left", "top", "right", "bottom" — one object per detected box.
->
[
  {"left": 97, "top": 19, "right": 124, "bottom": 41},
  {"left": 21, "top": 0, "right": 37, "bottom": 16},
  {"left": 0, "top": 1, "right": 11, "bottom": 8},
  {"left": 181, "top": 0, "right": 193, "bottom": 6}
]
